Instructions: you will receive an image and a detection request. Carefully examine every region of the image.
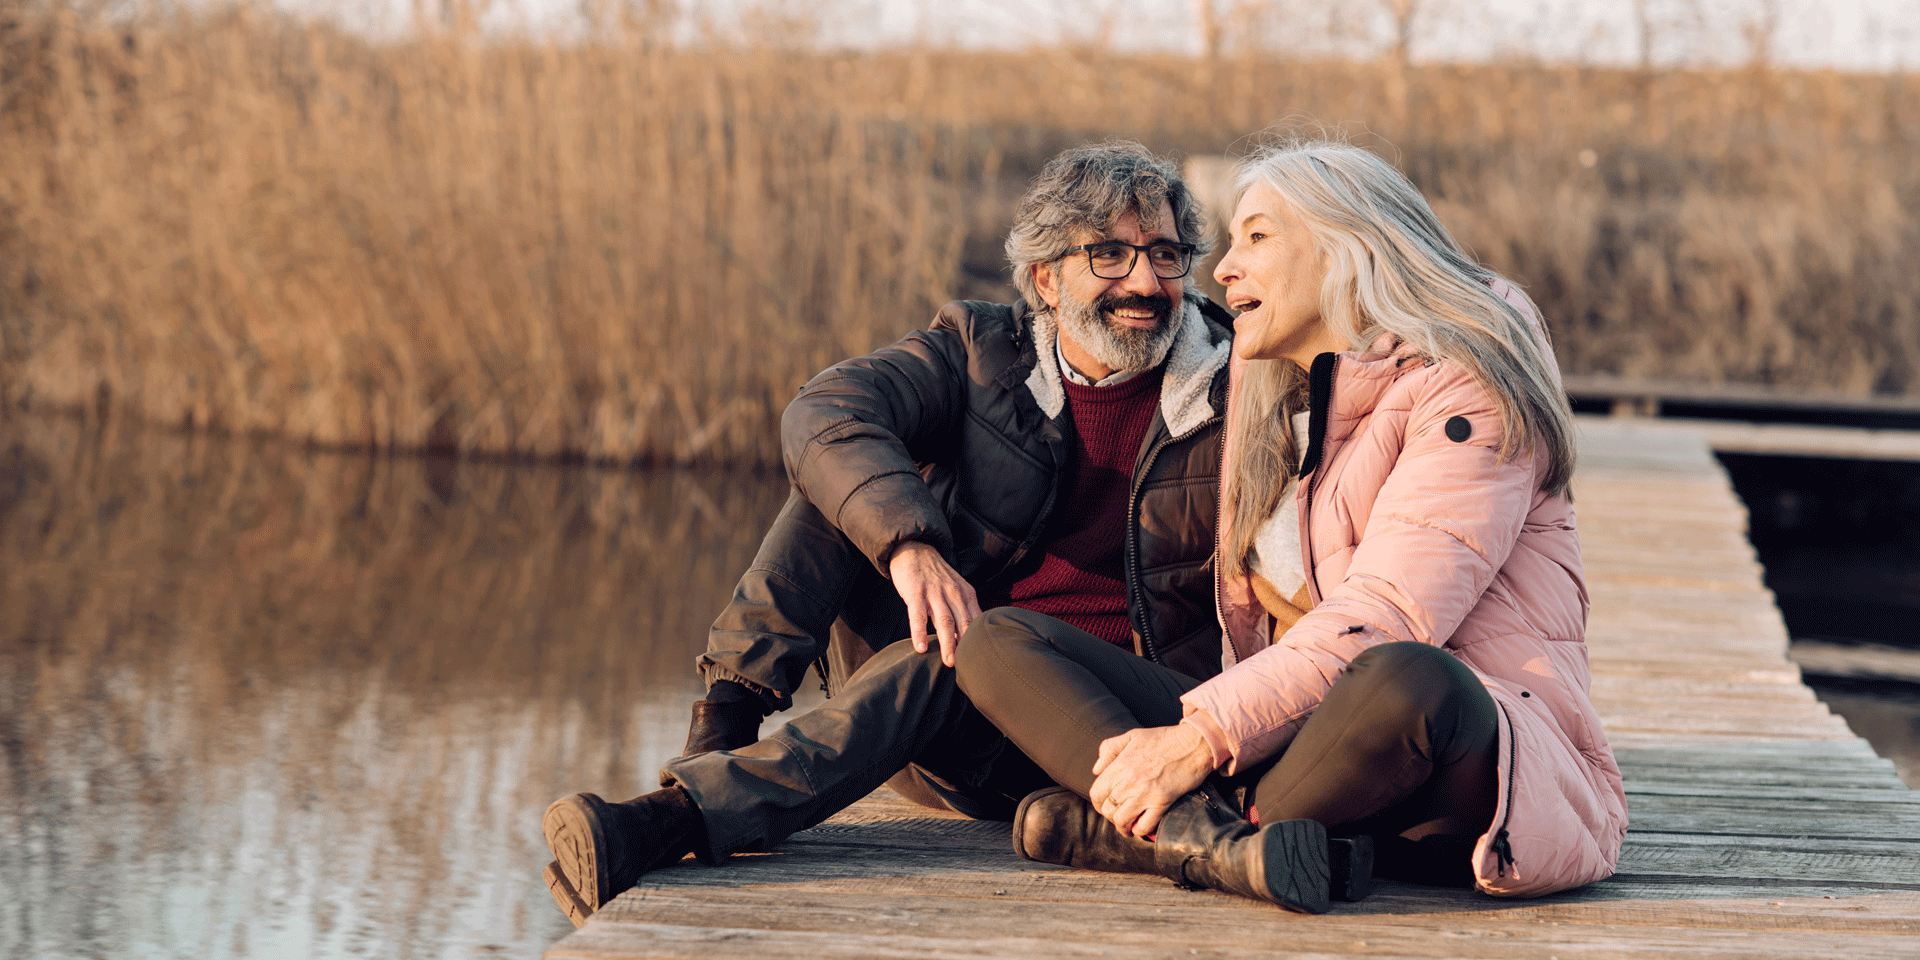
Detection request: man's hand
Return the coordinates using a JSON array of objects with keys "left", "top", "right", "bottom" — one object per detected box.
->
[
  {"left": 888, "top": 541, "right": 981, "bottom": 668},
  {"left": 1089, "top": 724, "right": 1216, "bottom": 838}
]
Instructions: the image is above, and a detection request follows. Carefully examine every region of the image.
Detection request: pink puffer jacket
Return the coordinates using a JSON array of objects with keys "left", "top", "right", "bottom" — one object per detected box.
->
[{"left": 1180, "top": 287, "right": 1627, "bottom": 898}]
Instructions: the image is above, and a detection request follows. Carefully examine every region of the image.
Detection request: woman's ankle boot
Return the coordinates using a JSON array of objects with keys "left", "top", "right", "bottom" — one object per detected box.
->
[
  {"left": 542, "top": 786, "right": 704, "bottom": 928},
  {"left": 1152, "top": 785, "right": 1331, "bottom": 914},
  {"left": 1014, "top": 786, "right": 1372, "bottom": 903},
  {"left": 1013, "top": 786, "right": 1157, "bottom": 873}
]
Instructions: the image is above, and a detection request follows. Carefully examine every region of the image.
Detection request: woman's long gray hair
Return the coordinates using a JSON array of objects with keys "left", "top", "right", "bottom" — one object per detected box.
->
[{"left": 1222, "top": 138, "right": 1576, "bottom": 579}]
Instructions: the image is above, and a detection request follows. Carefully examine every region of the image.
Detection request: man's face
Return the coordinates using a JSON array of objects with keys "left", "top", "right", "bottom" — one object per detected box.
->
[{"left": 1034, "top": 200, "right": 1185, "bottom": 374}]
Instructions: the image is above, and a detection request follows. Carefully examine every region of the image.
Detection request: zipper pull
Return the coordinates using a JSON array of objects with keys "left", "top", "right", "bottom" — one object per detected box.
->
[{"left": 1491, "top": 829, "right": 1516, "bottom": 878}]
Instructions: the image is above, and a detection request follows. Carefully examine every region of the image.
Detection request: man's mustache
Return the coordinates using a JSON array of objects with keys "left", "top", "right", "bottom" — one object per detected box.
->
[{"left": 1097, "top": 292, "right": 1173, "bottom": 322}]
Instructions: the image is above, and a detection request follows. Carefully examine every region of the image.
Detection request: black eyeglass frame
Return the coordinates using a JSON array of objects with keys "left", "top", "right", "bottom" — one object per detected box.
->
[{"left": 1058, "top": 240, "right": 1198, "bottom": 280}]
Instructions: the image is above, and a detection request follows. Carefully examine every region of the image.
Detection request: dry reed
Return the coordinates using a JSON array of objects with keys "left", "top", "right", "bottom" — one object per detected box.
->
[{"left": 2, "top": 5, "right": 1915, "bottom": 464}]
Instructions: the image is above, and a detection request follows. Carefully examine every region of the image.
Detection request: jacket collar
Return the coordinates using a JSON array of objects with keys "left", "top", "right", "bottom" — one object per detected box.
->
[
  {"left": 1024, "top": 297, "right": 1231, "bottom": 439},
  {"left": 1317, "top": 333, "right": 1427, "bottom": 444}
]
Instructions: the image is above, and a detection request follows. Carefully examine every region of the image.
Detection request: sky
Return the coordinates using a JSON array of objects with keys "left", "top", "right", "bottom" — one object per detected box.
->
[
  {"left": 303, "top": 0, "right": 1920, "bottom": 71},
  {"left": 824, "top": 0, "right": 1920, "bottom": 69}
]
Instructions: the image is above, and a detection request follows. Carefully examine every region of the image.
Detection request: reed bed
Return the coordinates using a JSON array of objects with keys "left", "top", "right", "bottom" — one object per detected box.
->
[{"left": 2, "top": 5, "right": 1915, "bottom": 464}]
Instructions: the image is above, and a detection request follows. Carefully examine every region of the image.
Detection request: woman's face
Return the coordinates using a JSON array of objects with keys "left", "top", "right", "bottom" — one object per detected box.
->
[{"left": 1213, "top": 181, "right": 1340, "bottom": 367}]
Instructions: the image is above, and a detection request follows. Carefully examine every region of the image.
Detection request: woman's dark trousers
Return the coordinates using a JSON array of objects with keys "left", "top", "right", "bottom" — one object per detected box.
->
[{"left": 953, "top": 607, "right": 1500, "bottom": 885}]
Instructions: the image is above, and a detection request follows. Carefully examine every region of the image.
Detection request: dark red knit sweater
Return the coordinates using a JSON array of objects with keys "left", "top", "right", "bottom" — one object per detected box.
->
[{"left": 1005, "top": 368, "right": 1164, "bottom": 649}]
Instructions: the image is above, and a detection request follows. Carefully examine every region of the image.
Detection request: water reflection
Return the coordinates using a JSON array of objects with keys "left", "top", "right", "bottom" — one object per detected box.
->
[{"left": 0, "top": 414, "right": 792, "bottom": 959}]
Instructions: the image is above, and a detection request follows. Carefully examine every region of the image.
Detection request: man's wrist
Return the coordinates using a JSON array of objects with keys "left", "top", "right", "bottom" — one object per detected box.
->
[{"left": 884, "top": 539, "right": 937, "bottom": 571}]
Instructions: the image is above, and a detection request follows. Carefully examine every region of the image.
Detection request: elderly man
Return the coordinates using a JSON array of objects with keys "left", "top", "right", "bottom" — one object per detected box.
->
[{"left": 541, "top": 141, "right": 1235, "bottom": 927}]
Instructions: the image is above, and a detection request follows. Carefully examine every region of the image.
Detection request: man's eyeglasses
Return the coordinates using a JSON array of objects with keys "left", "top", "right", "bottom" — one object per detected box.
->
[{"left": 1060, "top": 241, "right": 1197, "bottom": 280}]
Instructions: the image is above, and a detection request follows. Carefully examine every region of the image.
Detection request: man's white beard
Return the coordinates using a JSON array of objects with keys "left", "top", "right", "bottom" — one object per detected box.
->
[{"left": 1055, "top": 286, "right": 1179, "bottom": 375}]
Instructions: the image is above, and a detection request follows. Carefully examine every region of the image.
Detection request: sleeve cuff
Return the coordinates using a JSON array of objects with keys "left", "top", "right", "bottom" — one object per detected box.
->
[{"left": 1180, "top": 711, "right": 1235, "bottom": 774}]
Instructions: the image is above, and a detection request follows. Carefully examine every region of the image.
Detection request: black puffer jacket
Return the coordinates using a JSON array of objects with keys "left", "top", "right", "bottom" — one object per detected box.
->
[{"left": 783, "top": 295, "right": 1233, "bottom": 681}]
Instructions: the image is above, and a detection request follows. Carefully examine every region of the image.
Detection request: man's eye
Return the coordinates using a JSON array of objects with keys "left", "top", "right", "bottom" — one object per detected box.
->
[{"left": 1089, "top": 246, "right": 1129, "bottom": 263}]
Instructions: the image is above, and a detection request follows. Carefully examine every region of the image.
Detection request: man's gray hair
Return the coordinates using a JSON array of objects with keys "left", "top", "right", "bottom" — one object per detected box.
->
[{"left": 1004, "top": 141, "right": 1214, "bottom": 313}]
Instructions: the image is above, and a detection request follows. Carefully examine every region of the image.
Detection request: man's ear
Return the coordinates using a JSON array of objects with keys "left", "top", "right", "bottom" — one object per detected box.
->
[{"left": 1032, "top": 262, "right": 1061, "bottom": 311}]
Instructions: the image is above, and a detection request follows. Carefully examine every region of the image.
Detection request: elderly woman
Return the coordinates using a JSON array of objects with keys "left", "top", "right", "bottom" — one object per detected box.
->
[{"left": 952, "top": 138, "right": 1626, "bottom": 912}]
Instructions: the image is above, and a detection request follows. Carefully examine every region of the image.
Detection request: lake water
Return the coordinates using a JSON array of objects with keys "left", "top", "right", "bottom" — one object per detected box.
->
[
  {"left": 5, "top": 415, "right": 1913, "bottom": 960},
  {"left": 0, "top": 414, "right": 804, "bottom": 959},
  {"left": 1717, "top": 451, "right": 1920, "bottom": 788}
]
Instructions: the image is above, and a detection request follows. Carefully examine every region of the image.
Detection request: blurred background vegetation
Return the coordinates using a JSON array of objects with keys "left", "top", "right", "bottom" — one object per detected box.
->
[{"left": 1, "top": 0, "right": 1915, "bottom": 465}]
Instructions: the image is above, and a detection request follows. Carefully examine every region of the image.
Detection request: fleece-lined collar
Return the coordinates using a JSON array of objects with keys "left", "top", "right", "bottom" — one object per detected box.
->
[{"left": 1024, "top": 298, "right": 1231, "bottom": 439}]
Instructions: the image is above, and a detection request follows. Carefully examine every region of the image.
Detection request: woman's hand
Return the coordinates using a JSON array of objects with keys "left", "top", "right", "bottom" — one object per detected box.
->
[{"left": 1088, "top": 724, "right": 1217, "bottom": 838}]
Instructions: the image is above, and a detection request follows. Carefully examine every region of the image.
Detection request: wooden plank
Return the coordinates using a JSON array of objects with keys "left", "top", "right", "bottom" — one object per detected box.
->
[
  {"left": 1590, "top": 677, "right": 1823, "bottom": 702},
  {"left": 1594, "top": 691, "right": 1832, "bottom": 712},
  {"left": 1619, "top": 832, "right": 1920, "bottom": 883},
  {"left": 1619, "top": 763, "right": 1905, "bottom": 789},
  {"left": 1605, "top": 730, "right": 1870, "bottom": 750},
  {"left": 1593, "top": 702, "right": 1845, "bottom": 725},
  {"left": 1622, "top": 783, "right": 1920, "bottom": 804},
  {"left": 1595, "top": 716, "right": 1855, "bottom": 739},
  {"left": 1625, "top": 794, "right": 1920, "bottom": 838},
  {"left": 1616, "top": 740, "right": 1893, "bottom": 766}
]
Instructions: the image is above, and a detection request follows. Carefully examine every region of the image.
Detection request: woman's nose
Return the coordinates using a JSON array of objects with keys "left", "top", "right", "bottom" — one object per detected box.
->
[{"left": 1213, "top": 248, "right": 1241, "bottom": 286}]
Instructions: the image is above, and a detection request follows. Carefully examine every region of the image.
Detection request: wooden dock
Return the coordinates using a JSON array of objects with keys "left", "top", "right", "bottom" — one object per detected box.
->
[{"left": 546, "top": 417, "right": 1920, "bottom": 959}]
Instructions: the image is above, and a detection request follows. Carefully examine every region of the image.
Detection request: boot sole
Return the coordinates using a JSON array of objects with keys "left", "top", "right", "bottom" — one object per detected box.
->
[
  {"left": 1259, "top": 819, "right": 1332, "bottom": 914},
  {"left": 543, "top": 861, "right": 593, "bottom": 928},
  {"left": 543, "top": 793, "right": 612, "bottom": 928}
]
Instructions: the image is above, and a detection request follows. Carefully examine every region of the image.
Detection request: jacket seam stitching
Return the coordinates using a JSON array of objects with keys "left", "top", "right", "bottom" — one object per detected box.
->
[{"left": 833, "top": 469, "right": 927, "bottom": 526}]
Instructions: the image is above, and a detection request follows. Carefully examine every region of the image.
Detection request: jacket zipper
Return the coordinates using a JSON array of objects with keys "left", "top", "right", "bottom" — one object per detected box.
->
[
  {"left": 1299, "top": 352, "right": 1338, "bottom": 605},
  {"left": 1490, "top": 701, "right": 1519, "bottom": 877}
]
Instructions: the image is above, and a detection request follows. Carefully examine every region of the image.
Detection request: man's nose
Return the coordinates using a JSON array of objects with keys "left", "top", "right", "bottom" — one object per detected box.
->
[{"left": 1119, "top": 248, "right": 1162, "bottom": 293}]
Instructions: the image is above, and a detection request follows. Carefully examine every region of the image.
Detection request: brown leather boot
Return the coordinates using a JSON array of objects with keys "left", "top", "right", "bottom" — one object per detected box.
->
[
  {"left": 541, "top": 787, "right": 703, "bottom": 928},
  {"left": 682, "top": 698, "right": 761, "bottom": 756},
  {"left": 1013, "top": 786, "right": 1372, "bottom": 903},
  {"left": 658, "top": 697, "right": 764, "bottom": 787},
  {"left": 1013, "top": 786, "right": 1157, "bottom": 873}
]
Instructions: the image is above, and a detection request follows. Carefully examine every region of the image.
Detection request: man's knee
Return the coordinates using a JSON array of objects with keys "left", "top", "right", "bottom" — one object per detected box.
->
[
  {"left": 951, "top": 606, "right": 1054, "bottom": 681},
  {"left": 838, "top": 637, "right": 958, "bottom": 704}
]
